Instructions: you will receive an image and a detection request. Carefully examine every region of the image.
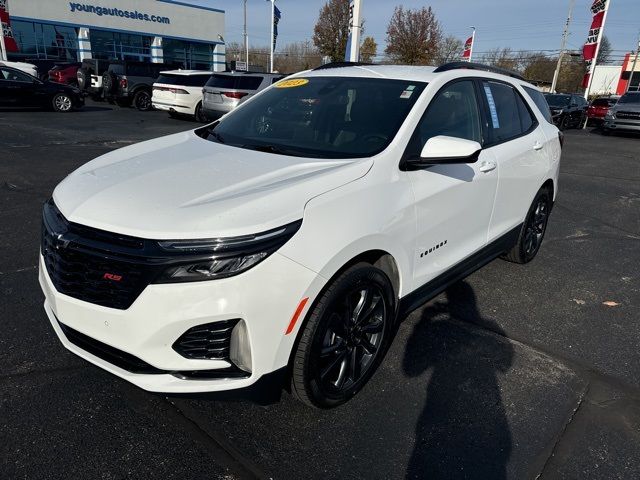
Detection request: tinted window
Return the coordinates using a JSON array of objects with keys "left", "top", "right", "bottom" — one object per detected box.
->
[
  {"left": 202, "top": 77, "right": 427, "bottom": 159},
  {"left": 156, "top": 74, "right": 211, "bottom": 87},
  {"left": 0, "top": 68, "right": 32, "bottom": 82},
  {"left": 238, "top": 76, "right": 263, "bottom": 90},
  {"left": 618, "top": 93, "right": 640, "bottom": 104},
  {"left": 205, "top": 74, "right": 263, "bottom": 91},
  {"left": 412, "top": 80, "right": 482, "bottom": 151},
  {"left": 544, "top": 94, "right": 571, "bottom": 108},
  {"left": 591, "top": 98, "right": 613, "bottom": 107},
  {"left": 483, "top": 81, "right": 522, "bottom": 143},
  {"left": 524, "top": 86, "right": 553, "bottom": 123},
  {"left": 126, "top": 63, "right": 148, "bottom": 76}
]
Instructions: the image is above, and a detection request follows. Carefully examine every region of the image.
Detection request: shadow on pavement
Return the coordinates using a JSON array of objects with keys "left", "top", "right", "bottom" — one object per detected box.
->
[{"left": 403, "top": 281, "right": 513, "bottom": 479}]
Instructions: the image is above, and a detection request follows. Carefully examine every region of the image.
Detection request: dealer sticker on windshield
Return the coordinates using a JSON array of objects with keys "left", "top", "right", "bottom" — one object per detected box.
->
[{"left": 275, "top": 78, "right": 309, "bottom": 88}]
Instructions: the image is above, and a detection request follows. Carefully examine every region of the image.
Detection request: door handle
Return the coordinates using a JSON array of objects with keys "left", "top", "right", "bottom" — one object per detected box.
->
[
  {"left": 478, "top": 161, "right": 497, "bottom": 173},
  {"left": 533, "top": 141, "right": 544, "bottom": 151}
]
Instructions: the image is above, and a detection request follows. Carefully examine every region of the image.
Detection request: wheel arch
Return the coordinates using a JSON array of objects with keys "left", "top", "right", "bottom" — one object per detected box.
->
[{"left": 541, "top": 178, "right": 555, "bottom": 202}]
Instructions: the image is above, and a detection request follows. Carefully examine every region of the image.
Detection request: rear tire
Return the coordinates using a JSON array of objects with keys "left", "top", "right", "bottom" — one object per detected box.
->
[
  {"left": 194, "top": 102, "right": 208, "bottom": 123},
  {"left": 502, "top": 187, "right": 552, "bottom": 264},
  {"left": 133, "top": 90, "right": 152, "bottom": 111},
  {"left": 291, "top": 263, "right": 395, "bottom": 408}
]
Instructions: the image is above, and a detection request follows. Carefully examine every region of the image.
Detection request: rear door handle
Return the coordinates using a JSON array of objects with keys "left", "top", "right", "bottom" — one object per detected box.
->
[
  {"left": 478, "top": 161, "right": 497, "bottom": 173},
  {"left": 533, "top": 141, "right": 544, "bottom": 151}
]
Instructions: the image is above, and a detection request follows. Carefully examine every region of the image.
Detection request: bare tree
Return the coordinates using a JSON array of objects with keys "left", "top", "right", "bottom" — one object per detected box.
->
[
  {"left": 313, "top": 0, "right": 353, "bottom": 63},
  {"left": 360, "top": 36, "right": 377, "bottom": 63},
  {"left": 480, "top": 48, "right": 519, "bottom": 71},
  {"left": 597, "top": 35, "right": 612, "bottom": 64},
  {"left": 434, "top": 35, "right": 463, "bottom": 65},
  {"left": 385, "top": 6, "right": 442, "bottom": 65}
]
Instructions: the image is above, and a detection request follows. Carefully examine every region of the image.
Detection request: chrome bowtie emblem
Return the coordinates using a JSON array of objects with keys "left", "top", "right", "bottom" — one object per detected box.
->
[{"left": 55, "top": 233, "right": 72, "bottom": 250}]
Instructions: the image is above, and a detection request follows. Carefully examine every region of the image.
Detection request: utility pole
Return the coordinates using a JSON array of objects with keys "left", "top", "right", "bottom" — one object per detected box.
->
[
  {"left": 345, "top": 0, "right": 363, "bottom": 62},
  {"left": 627, "top": 32, "right": 640, "bottom": 93},
  {"left": 552, "top": 0, "right": 575, "bottom": 93},
  {"left": 269, "top": 0, "right": 274, "bottom": 72},
  {"left": 243, "top": 0, "right": 249, "bottom": 65}
]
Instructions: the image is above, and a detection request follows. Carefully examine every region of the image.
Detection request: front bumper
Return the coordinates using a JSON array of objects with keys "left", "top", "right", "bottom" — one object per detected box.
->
[
  {"left": 39, "top": 252, "right": 324, "bottom": 393},
  {"left": 603, "top": 119, "right": 640, "bottom": 132}
]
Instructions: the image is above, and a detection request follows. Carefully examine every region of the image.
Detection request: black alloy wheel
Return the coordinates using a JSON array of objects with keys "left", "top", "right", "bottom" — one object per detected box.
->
[
  {"left": 502, "top": 187, "right": 552, "bottom": 264},
  {"left": 291, "top": 263, "right": 395, "bottom": 408},
  {"left": 134, "top": 90, "right": 152, "bottom": 111},
  {"left": 559, "top": 115, "right": 570, "bottom": 131}
]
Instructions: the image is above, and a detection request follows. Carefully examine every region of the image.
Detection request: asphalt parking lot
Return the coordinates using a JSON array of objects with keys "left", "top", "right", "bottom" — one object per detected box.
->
[{"left": 1, "top": 102, "right": 639, "bottom": 480}]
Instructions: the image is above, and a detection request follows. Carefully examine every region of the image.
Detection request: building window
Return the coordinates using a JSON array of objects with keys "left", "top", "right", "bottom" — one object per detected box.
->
[
  {"left": 90, "top": 30, "right": 151, "bottom": 62},
  {"left": 11, "top": 20, "right": 78, "bottom": 61},
  {"left": 163, "top": 39, "right": 212, "bottom": 70}
]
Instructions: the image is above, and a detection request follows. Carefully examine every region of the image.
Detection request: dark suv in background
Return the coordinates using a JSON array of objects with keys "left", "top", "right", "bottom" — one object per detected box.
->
[
  {"left": 544, "top": 93, "right": 588, "bottom": 130},
  {"left": 76, "top": 59, "right": 110, "bottom": 101},
  {"left": 102, "top": 61, "right": 181, "bottom": 111}
]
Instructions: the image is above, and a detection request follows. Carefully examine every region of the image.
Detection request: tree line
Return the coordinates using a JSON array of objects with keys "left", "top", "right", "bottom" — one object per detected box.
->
[{"left": 234, "top": 0, "right": 617, "bottom": 92}]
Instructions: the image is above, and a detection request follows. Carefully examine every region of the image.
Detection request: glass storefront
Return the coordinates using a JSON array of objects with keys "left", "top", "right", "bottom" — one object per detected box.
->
[
  {"left": 11, "top": 20, "right": 78, "bottom": 61},
  {"left": 8, "top": 20, "right": 216, "bottom": 70},
  {"left": 90, "top": 30, "right": 151, "bottom": 62}
]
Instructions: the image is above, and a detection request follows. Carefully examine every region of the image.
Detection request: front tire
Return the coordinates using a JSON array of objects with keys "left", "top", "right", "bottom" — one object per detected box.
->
[
  {"left": 502, "top": 187, "right": 552, "bottom": 264},
  {"left": 52, "top": 93, "right": 73, "bottom": 112},
  {"left": 194, "top": 102, "right": 208, "bottom": 123},
  {"left": 291, "top": 263, "right": 395, "bottom": 408}
]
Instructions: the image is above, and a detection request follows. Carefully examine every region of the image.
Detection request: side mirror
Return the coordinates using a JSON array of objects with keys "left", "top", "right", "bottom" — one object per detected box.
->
[{"left": 406, "top": 135, "right": 482, "bottom": 169}]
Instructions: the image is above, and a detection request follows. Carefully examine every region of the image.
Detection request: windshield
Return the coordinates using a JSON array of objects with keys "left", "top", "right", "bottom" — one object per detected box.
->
[
  {"left": 618, "top": 93, "right": 640, "bottom": 104},
  {"left": 200, "top": 76, "right": 427, "bottom": 159},
  {"left": 544, "top": 94, "right": 571, "bottom": 108}
]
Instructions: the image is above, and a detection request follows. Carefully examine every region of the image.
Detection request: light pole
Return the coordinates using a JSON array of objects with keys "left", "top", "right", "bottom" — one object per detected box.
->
[
  {"left": 627, "top": 32, "right": 640, "bottom": 93},
  {"left": 243, "top": 0, "right": 249, "bottom": 65},
  {"left": 269, "top": 0, "right": 274, "bottom": 72}
]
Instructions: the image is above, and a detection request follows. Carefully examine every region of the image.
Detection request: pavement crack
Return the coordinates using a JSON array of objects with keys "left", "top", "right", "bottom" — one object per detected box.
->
[
  {"left": 163, "top": 398, "right": 266, "bottom": 480},
  {"left": 535, "top": 381, "right": 590, "bottom": 479}
]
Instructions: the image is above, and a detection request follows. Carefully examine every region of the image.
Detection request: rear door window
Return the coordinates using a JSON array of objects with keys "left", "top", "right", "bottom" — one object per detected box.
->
[
  {"left": 237, "top": 76, "right": 263, "bottom": 90},
  {"left": 205, "top": 75, "right": 263, "bottom": 91},
  {"left": 482, "top": 81, "right": 536, "bottom": 144}
]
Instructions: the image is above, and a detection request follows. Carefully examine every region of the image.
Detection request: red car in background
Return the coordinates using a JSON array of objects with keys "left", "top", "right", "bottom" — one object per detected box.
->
[
  {"left": 586, "top": 96, "right": 619, "bottom": 126},
  {"left": 48, "top": 63, "right": 81, "bottom": 86}
]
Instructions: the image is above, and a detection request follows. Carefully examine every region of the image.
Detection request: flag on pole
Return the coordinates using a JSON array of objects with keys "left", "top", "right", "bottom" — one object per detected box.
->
[
  {"left": 462, "top": 36, "right": 473, "bottom": 61},
  {"left": 582, "top": 0, "right": 608, "bottom": 88},
  {"left": 273, "top": 4, "right": 281, "bottom": 50},
  {"left": 0, "top": 0, "right": 19, "bottom": 53}
]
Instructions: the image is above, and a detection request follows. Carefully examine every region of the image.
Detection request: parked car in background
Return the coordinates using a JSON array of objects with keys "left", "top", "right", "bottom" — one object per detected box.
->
[
  {"left": 152, "top": 70, "right": 212, "bottom": 122},
  {"left": 201, "top": 72, "right": 284, "bottom": 120},
  {"left": 21, "top": 59, "right": 60, "bottom": 81},
  {"left": 102, "top": 61, "right": 181, "bottom": 111},
  {"left": 0, "top": 65, "right": 83, "bottom": 112},
  {"left": 603, "top": 91, "right": 640, "bottom": 134},
  {"left": 0, "top": 60, "right": 38, "bottom": 78},
  {"left": 544, "top": 93, "right": 588, "bottom": 130},
  {"left": 586, "top": 96, "right": 619, "bottom": 126},
  {"left": 48, "top": 63, "right": 81, "bottom": 86}
]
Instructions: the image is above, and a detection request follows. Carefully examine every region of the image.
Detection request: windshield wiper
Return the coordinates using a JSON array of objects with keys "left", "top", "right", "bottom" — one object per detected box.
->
[
  {"left": 208, "top": 130, "right": 226, "bottom": 144},
  {"left": 242, "top": 143, "right": 302, "bottom": 157}
]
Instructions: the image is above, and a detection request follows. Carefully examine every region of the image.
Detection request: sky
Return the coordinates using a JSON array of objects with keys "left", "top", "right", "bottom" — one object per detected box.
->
[{"left": 183, "top": 0, "right": 640, "bottom": 63}]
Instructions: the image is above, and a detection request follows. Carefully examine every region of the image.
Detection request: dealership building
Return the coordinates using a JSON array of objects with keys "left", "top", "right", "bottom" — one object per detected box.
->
[{"left": 5, "top": 0, "right": 226, "bottom": 71}]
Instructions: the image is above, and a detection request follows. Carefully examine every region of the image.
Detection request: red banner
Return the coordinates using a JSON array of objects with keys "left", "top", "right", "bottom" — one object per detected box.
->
[
  {"left": 582, "top": 0, "right": 608, "bottom": 88},
  {"left": 0, "top": 0, "right": 18, "bottom": 53},
  {"left": 462, "top": 36, "right": 473, "bottom": 61}
]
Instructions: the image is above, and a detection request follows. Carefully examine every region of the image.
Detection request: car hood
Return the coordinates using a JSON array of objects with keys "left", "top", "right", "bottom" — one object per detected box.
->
[{"left": 53, "top": 130, "right": 373, "bottom": 239}]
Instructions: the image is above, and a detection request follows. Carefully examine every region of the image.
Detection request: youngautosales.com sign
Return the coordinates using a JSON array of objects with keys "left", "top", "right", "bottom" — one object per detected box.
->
[{"left": 68, "top": 2, "right": 171, "bottom": 24}]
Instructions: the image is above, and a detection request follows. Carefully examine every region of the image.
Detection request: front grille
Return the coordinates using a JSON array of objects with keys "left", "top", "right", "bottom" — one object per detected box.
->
[
  {"left": 41, "top": 201, "right": 161, "bottom": 310},
  {"left": 616, "top": 111, "right": 640, "bottom": 120},
  {"left": 173, "top": 319, "right": 239, "bottom": 360}
]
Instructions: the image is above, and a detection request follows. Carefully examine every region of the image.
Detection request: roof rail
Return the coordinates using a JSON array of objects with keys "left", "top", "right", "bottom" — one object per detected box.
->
[
  {"left": 434, "top": 62, "right": 525, "bottom": 81},
  {"left": 313, "top": 61, "right": 374, "bottom": 71}
]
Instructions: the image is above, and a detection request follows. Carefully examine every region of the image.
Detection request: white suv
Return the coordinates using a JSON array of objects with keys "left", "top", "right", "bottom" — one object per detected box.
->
[
  {"left": 39, "top": 62, "right": 561, "bottom": 408},
  {"left": 152, "top": 70, "right": 213, "bottom": 122}
]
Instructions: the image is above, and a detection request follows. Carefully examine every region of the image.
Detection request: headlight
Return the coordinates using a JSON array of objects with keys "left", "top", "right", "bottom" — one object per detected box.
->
[
  {"left": 605, "top": 109, "right": 616, "bottom": 120},
  {"left": 552, "top": 109, "right": 563, "bottom": 116},
  {"left": 153, "top": 220, "right": 302, "bottom": 283}
]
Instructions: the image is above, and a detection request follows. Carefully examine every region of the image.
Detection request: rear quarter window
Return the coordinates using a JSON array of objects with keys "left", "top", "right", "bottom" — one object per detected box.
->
[
  {"left": 523, "top": 86, "right": 553, "bottom": 124},
  {"left": 237, "top": 77, "right": 263, "bottom": 90}
]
